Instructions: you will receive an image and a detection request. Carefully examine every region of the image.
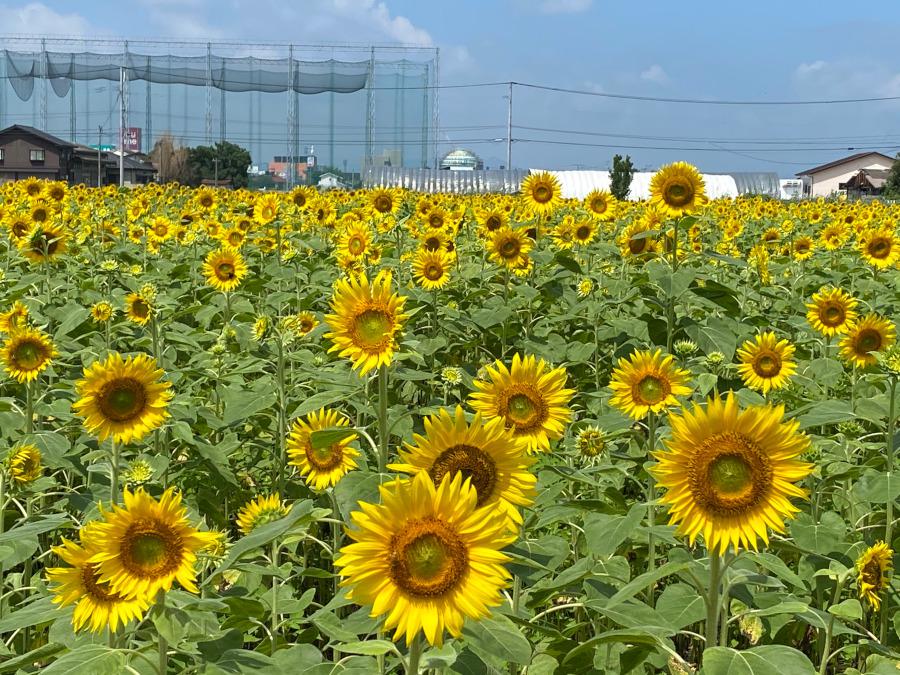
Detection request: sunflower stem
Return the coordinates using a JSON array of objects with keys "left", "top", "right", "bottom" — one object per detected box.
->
[
  {"left": 156, "top": 589, "right": 168, "bottom": 675},
  {"left": 405, "top": 633, "right": 423, "bottom": 675},
  {"left": 880, "top": 375, "right": 897, "bottom": 644},
  {"left": 109, "top": 440, "right": 120, "bottom": 505},
  {"left": 328, "top": 489, "right": 342, "bottom": 603},
  {"left": 646, "top": 412, "right": 658, "bottom": 607},
  {"left": 377, "top": 364, "right": 390, "bottom": 473},
  {"left": 271, "top": 540, "right": 280, "bottom": 646},
  {"left": 0, "top": 472, "right": 5, "bottom": 620},
  {"left": 275, "top": 336, "right": 287, "bottom": 489},
  {"left": 819, "top": 576, "right": 847, "bottom": 675},
  {"left": 704, "top": 552, "right": 722, "bottom": 653}
]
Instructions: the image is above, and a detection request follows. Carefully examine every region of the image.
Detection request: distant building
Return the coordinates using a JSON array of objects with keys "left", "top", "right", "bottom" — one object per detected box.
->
[
  {"left": 440, "top": 148, "right": 483, "bottom": 171},
  {"left": 0, "top": 125, "right": 155, "bottom": 185},
  {"left": 268, "top": 156, "right": 309, "bottom": 182},
  {"left": 364, "top": 149, "right": 402, "bottom": 169},
  {"left": 797, "top": 152, "right": 896, "bottom": 198},
  {"left": 317, "top": 172, "right": 349, "bottom": 190}
]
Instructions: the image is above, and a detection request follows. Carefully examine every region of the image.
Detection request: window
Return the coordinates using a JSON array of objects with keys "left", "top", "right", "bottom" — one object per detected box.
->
[
  {"left": 0, "top": 148, "right": 4, "bottom": 161},
  {"left": 30, "top": 149, "right": 45, "bottom": 162}
]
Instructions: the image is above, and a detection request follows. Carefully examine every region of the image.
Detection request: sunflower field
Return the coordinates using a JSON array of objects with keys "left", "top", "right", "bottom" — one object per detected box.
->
[{"left": 0, "top": 165, "right": 898, "bottom": 674}]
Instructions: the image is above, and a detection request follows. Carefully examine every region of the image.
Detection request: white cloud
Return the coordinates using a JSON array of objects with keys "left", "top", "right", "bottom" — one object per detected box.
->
[
  {"left": 0, "top": 2, "right": 93, "bottom": 35},
  {"left": 538, "top": 0, "right": 592, "bottom": 13},
  {"left": 795, "top": 60, "right": 827, "bottom": 78},
  {"left": 640, "top": 64, "right": 668, "bottom": 84}
]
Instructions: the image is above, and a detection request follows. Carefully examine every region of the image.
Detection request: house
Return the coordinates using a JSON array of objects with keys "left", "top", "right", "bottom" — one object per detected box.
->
[
  {"left": 0, "top": 125, "right": 156, "bottom": 186},
  {"left": 317, "top": 172, "right": 349, "bottom": 190},
  {"left": 0, "top": 124, "right": 77, "bottom": 183},
  {"left": 797, "top": 152, "right": 896, "bottom": 198}
]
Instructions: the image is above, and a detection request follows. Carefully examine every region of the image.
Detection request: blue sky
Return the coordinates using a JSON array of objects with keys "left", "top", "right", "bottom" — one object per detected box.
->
[{"left": 2, "top": 0, "right": 900, "bottom": 176}]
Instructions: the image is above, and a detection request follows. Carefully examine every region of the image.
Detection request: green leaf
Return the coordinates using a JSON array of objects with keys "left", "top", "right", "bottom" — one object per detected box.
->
[
  {"left": 701, "top": 646, "right": 816, "bottom": 675},
  {"left": 41, "top": 645, "right": 125, "bottom": 675},
  {"left": 685, "top": 317, "right": 738, "bottom": 360},
  {"left": 584, "top": 504, "right": 644, "bottom": 558},
  {"left": 208, "top": 500, "right": 322, "bottom": 579},
  {"left": 334, "top": 640, "right": 399, "bottom": 656},
  {"left": 0, "top": 642, "right": 66, "bottom": 674},
  {"left": 312, "top": 611, "right": 359, "bottom": 642},
  {"left": 0, "top": 596, "right": 58, "bottom": 633},
  {"left": 797, "top": 400, "right": 855, "bottom": 429},
  {"left": 854, "top": 470, "right": 900, "bottom": 503},
  {"left": 656, "top": 584, "right": 705, "bottom": 629},
  {"left": 333, "top": 471, "right": 385, "bottom": 521},
  {"left": 561, "top": 629, "right": 668, "bottom": 666},
  {"left": 689, "top": 279, "right": 741, "bottom": 315},
  {"left": 605, "top": 561, "right": 691, "bottom": 609},
  {"left": 790, "top": 511, "right": 848, "bottom": 556},
  {"left": 462, "top": 614, "right": 532, "bottom": 666},
  {"left": 310, "top": 427, "right": 356, "bottom": 450},
  {"left": 221, "top": 387, "right": 276, "bottom": 425},
  {"left": 829, "top": 598, "right": 863, "bottom": 621}
]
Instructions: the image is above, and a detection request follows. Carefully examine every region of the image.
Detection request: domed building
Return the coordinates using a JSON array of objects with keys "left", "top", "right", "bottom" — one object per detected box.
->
[{"left": 440, "top": 148, "right": 483, "bottom": 171}]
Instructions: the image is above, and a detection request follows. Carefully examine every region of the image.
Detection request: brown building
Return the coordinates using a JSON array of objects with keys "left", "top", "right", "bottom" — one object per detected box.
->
[{"left": 0, "top": 125, "right": 156, "bottom": 186}]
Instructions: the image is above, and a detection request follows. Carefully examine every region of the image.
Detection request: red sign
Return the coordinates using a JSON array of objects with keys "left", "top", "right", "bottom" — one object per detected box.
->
[{"left": 124, "top": 127, "right": 142, "bottom": 153}]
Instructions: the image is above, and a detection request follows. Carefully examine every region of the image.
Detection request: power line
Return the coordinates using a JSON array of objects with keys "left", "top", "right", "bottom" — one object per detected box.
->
[{"left": 511, "top": 137, "right": 900, "bottom": 153}]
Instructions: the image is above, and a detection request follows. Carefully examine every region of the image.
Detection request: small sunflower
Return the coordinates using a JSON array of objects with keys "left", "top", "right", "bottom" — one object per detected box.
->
[
  {"left": 488, "top": 226, "right": 533, "bottom": 270},
  {"left": 73, "top": 352, "right": 173, "bottom": 444},
  {"left": 203, "top": 247, "right": 248, "bottom": 293},
  {"left": 254, "top": 194, "right": 279, "bottom": 225},
  {"left": 584, "top": 190, "right": 616, "bottom": 221},
  {"left": 1, "top": 326, "right": 56, "bottom": 383},
  {"left": 839, "top": 314, "right": 896, "bottom": 368},
  {"left": 236, "top": 494, "right": 290, "bottom": 535},
  {"left": 46, "top": 523, "right": 152, "bottom": 633},
  {"left": 88, "top": 487, "right": 218, "bottom": 599},
  {"left": 856, "top": 541, "right": 893, "bottom": 610},
  {"left": 125, "top": 292, "right": 153, "bottom": 326},
  {"left": 735, "top": 332, "right": 797, "bottom": 394},
  {"left": 287, "top": 408, "right": 359, "bottom": 490},
  {"left": 369, "top": 188, "right": 401, "bottom": 216},
  {"left": 336, "top": 472, "right": 514, "bottom": 647},
  {"left": 337, "top": 221, "right": 373, "bottom": 261},
  {"left": 806, "top": 287, "right": 857, "bottom": 337},
  {"left": 652, "top": 394, "right": 812, "bottom": 555},
  {"left": 520, "top": 171, "right": 562, "bottom": 215},
  {"left": 572, "top": 218, "right": 598, "bottom": 246},
  {"left": 412, "top": 248, "right": 453, "bottom": 290},
  {"left": 576, "top": 278, "right": 594, "bottom": 298},
  {"left": 324, "top": 271, "right": 408, "bottom": 375},
  {"left": 792, "top": 236, "right": 815, "bottom": 261},
  {"left": 7, "top": 444, "right": 42, "bottom": 484},
  {"left": 0, "top": 301, "right": 29, "bottom": 333},
  {"left": 469, "top": 353, "right": 574, "bottom": 453},
  {"left": 90, "top": 301, "right": 115, "bottom": 323},
  {"left": 19, "top": 222, "right": 67, "bottom": 263},
  {"left": 292, "top": 311, "right": 319, "bottom": 337},
  {"left": 649, "top": 162, "right": 708, "bottom": 218},
  {"left": 858, "top": 225, "right": 899, "bottom": 269},
  {"left": 390, "top": 406, "right": 536, "bottom": 527},
  {"left": 575, "top": 425, "right": 607, "bottom": 459},
  {"left": 608, "top": 349, "right": 691, "bottom": 420},
  {"left": 620, "top": 220, "right": 658, "bottom": 258}
]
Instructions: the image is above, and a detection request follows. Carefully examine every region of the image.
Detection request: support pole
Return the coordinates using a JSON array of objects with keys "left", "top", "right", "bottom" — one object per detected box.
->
[
  {"left": 365, "top": 47, "right": 375, "bottom": 169},
  {"left": 506, "top": 81, "right": 513, "bottom": 170},
  {"left": 205, "top": 43, "right": 213, "bottom": 145},
  {"left": 97, "top": 125, "right": 102, "bottom": 187},
  {"left": 287, "top": 44, "right": 294, "bottom": 189},
  {"left": 40, "top": 39, "right": 47, "bottom": 131},
  {"left": 421, "top": 64, "right": 429, "bottom": 168},
  {"left": 119, "top": 65, "right": 125, "bottom": 187}
]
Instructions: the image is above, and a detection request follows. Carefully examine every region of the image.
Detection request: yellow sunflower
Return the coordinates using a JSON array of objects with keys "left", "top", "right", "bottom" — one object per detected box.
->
[
  {"left": 19, "top": 222, "right": 67, "bottom": 263},
  {"left": 839, "top": 314, "right": 896, "bottom": 368},
  {"left": 202, "top": 247, "right": 248, "bottom": 293},
  {"left": 584, "top": 190, "right": 617, "bottom": 221},
  {"left": 236, "top": 494, "right": 290, "bottom": 535},
  {"left": 792, "top": 236, "right": 815, "bottom": 261},
  {"left": 858, "top": 225, "right": 899, "bottom": 269},
  {"left": 369, "top": 188, "right": 401, "bottom": 217},
  {"left": 572, "top": 218, "right": 598, "bottom": 246},
  {"left": 0, "top": 301, "right": 29, "bottom": 334},
  {"left": 488, "top": 226, "right": 533, "bottom": 270},
  {"left": 337, "top": 221, "right": 373, "bottom": 261},
  {"left": 324, "top": 271, "right": 408, "bottom": 375},
  {"left": 88, "top": 487, "right": 218, "bottom": 599},
  {"left": 608, "top": 349, "right": 692, "bottom": 420},
  {"left": 287, "top": 408, "right": 359, "bottom": 490},
  {"left": 90, "top": 301, "right": 114, "bottom": 323},
  {"left": 857, "top": 541, "right": 893, "bottom": 610},
  {"left": 1, "top": 326, "right": 56, "bottom": 383},
  {"left": 469, "top": 353, "right": 574, "bottom": 453},
  {"left": 335, "top": 472, "right": 514, "bottom": 646},
  {"left": 735, "top": 332, "right": 797, "bottom": 394},
  {"left": 390, "top": 406, "right": 536, "bottom": 528},
  {"left": 649, "top": 162, "right": 708, "bottom": 218},
  {"left": 652, "top": 394, "right": 812, "bottom": 555},
  {"left": 73, "top": 352, "right": 173, "bottom": 444},
  {"left": 46, "top": 523, "right": 152, "bottom": 633},
  {"left": 412, "top": 248, "right": 453, "bottom": 290},
  {"left": 7, "top": 444, "right": 42, "bottom": 484},
  {"left": 806, "top": 287, "right": 858, "bottom": 337},
  {"left": 520, "top": 171, "right": 562, "bottom": 215},
  {"left": 254, "top": 194, "right": 279, "bottom": 225},
  {"left": 819, "top": 222, "right": 848, "bottom": 251},
  {"left": 125, "top": 292, "right": 153, "bottom": 326},
  {"left": 619, "top": 220, "right": 658, "bottom": 258},
  {"left": 292, "top": 311, "right": 319, "bottom": 336}
]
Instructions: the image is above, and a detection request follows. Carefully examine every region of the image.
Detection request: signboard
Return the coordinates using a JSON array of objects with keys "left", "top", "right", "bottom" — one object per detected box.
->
[
  {"left": 89, "top": 144, "right": 116, "bottom": 151},
  {"left": 124, "top": 127, "right": 142, "bottom": 153},
  {"left": 306, "top": 155, "right": 316, "bottom": 168}
]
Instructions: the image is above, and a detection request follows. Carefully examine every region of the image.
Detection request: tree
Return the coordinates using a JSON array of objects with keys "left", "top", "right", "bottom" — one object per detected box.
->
[
  {"left": 610, "top": 154, "right": 635, "bottom": 200},
  {"left": 149, "top": 134, "right": 193, "bottom": 184},
  {"left": 188, "top": 141, "right": 252, "bottom": 189},
  {"left": 884, "top": 153, "right": 900, "bottom": 199}
]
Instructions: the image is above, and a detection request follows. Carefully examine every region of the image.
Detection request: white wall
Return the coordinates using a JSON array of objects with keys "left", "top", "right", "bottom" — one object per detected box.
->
[{"left": 807, "top": 155, "right": 895, "bottom": 197}]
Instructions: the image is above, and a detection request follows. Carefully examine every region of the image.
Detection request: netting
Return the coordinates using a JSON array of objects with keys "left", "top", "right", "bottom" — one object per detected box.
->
[{"left": 0, "top": 38, "right": 439, "bottom": 177}]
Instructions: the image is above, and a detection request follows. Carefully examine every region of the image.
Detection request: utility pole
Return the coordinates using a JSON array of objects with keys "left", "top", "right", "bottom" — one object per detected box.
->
[
  {"left": 97, "top": 126, "right": 102, "bottom": 187},
  {"left": 118, "top": 65, "right": 125, "bottom": 187},
  {"left": 213, "top": 157, "right": 219, "bottom": 185},
  {"left": 506, "top": 81, "right": 513, "bottom": 170}
]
